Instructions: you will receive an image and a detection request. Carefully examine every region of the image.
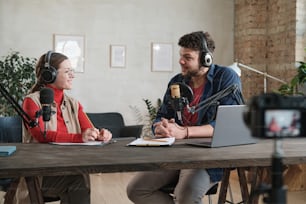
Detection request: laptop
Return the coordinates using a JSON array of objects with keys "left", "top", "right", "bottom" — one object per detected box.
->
[{"left": 186, "top": 105, "right": 256, "bottom": 148}]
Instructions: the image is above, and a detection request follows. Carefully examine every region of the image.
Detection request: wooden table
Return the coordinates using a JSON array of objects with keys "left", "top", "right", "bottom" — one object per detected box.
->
[{"left": 1, "top": 137, "right": 306, "bottom": 203}]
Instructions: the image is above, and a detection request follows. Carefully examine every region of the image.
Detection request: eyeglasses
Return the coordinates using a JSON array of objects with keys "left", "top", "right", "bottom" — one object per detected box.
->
[
  {"left": 58, "top": 68, "right": 75, "bottom": 75},
  {"left": 66, "top": 68, "right": 75, "bottom": 74}
]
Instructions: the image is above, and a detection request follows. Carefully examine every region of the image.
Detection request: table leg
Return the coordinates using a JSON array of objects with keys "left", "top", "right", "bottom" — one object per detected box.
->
[
  {"left": 218, "top": 168, "right": 231, "bottom": 203},
  {"left": 249, "top": 167, "right": 265, "bottom": 204},
  {"left": 24, "top": 177, "right": 44, "bottom": 204},
  {"left": 237, "top": 167, "right": 249, "bottom": 203},
  {"left": 4, "top": 178, "right": 20, "bottom": 204}
]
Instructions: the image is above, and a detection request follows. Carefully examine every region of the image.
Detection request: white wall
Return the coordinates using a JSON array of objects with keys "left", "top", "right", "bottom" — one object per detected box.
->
[
  {"left": 296, "top": 0, "right": 306, "bottom": 62},
  {"left": 0, "top": 0, "right": 234, "bottom": 125}
]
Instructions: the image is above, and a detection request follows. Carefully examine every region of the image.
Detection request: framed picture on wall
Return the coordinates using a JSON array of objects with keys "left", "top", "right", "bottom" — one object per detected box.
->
[
  {"left": 151, "top": 43, "right": 173, "bottom": 72},
  {"left": 110, "top": 45, "right": 126, "bottom": 68},
  {"left": 53, "top": 34, "right": 85, "bottom": 73}
]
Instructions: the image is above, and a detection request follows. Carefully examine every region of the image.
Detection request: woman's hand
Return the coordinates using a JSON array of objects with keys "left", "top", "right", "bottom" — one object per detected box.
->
[
  {"left": 82, "top": 128, "right": 100, "bottom": 142},
  {"left": 97, "top": 128, "right": 112, "bottom": 142}
]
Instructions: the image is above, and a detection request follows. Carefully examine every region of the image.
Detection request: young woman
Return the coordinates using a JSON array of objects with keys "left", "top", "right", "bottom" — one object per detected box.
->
[{"left": 22, "top": 51, "right": 112, "bottom": 204}]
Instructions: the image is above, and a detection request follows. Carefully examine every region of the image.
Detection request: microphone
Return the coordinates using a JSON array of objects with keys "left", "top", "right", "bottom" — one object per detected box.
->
[
  {"left": 169, "top": 83, "right": 193, "bottom": 123},
  {"left": 39, "top": 87, "right": 54, "bottom": 137},
  {"left": 170, "top": 84, "right": 183, "bottom": 122},
  {"left": 168, "top": 82, "right": 242, "bottom": 124}
]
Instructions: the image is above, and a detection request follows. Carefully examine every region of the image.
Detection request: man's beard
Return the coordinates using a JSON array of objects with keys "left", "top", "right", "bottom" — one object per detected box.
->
[{"left": 185, "top": 67, "right": 203, "bottom": 78}]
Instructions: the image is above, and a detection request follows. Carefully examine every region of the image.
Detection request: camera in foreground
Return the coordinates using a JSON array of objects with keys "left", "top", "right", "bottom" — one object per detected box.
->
[{"left": 244, "top": 93, "right": 306, "bottom": 138}]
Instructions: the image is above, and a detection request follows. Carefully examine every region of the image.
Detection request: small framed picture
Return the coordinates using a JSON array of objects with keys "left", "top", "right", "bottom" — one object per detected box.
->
[
  {"left": 151, "top": 43, "right": 173, "bottom": 72},
  {"left": 53, "top": 34, "right": 85, "bottom": 73},
  {"left": 110, "top": 45, "right": 126, "bottom": 68}
]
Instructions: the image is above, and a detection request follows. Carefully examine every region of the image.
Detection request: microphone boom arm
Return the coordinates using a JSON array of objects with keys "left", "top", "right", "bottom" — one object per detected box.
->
[
  {"left": 0, "top": 83, "right": 38, "bottom": 128},
  {"left": 188, "top": 84, "right": 239, "bottom": 114}
]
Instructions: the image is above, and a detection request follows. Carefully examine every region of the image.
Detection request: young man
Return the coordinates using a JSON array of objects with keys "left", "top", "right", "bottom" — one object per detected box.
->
[{"left": 127, "top": 31, "right": 244, "bottom": 204}]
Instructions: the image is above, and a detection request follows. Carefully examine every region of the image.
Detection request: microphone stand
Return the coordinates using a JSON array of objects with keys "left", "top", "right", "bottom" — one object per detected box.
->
[
  {"left": 170, "top": 83, "right": 241, "bottom": 124},
  {"left": 0, "top": 83, "right": 39, "bottom": 128},
  {"left": 188, "top": 84, "right": 240, "bottom": 114}
]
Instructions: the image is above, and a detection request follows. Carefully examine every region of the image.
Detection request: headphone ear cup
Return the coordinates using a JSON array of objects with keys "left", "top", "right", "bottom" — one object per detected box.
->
[
  {"left": 200, "top": 32, "right": 213, "bottom": 67},
  {"left": 41, "top": 65, "right": 57, "bottom": 84},
  {"left": 200, "top": 51, "right": 213, "bottom": 67},
  {"left": 41, "top": 51, "right": 57, "bottom": 84}
]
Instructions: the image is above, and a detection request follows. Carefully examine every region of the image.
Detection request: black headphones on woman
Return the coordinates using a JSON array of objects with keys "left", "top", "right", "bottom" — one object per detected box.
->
[
  {"left": 41, "top": 51, "right": 57, "bottom": 84},
  {"left": 199, "top": 32, "right": 213, "bottom": 67}
]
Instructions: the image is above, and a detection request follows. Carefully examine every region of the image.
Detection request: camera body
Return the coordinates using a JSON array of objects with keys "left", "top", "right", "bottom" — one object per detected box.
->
[{"left": 244, "top": 93, "right": 306, "bottom": 138}]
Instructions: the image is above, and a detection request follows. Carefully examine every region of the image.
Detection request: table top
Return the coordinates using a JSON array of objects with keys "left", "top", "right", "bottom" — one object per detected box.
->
[{"left": 1, "top": 137, "right": 306, "bottom": 178}]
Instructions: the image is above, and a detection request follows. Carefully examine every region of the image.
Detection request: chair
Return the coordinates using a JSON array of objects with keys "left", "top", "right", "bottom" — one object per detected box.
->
[
  {"left": 0, "top": 116, "right": 22, "bottom": 143},
  {"left": 86, "top": 112, "right": 143, "bottom": 138},
  {"left": 161, "top": 182, "right": 219, "bottom": 204},
  {"left": 0, "top": 116, "right": 59, "bottom": 203},
  {"left": 0, "top": 116, "right": 22, "bottom": 195},
  {"left": 218, "top": 167, "right": 249, "bottom": 204}
]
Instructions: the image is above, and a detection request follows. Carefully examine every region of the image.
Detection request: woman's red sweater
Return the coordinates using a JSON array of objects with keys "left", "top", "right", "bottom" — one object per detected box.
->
[{"left": 23, "top": 86, "right": 93, "bottom": 143}]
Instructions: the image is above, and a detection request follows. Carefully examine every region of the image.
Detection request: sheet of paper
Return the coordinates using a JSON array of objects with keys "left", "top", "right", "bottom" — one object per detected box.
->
[
  {"left": 127, "top": 137, "right": 175, "bottom": 146},
  {"left": 49, "top": 141, "right": 103, "bottom": 146}
]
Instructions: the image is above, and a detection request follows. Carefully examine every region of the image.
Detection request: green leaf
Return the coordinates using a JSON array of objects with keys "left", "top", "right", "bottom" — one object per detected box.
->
[
  {"left": 277, "top": 59, "right": 306, "bottom": 96},
  {"left": 0, "top": 51, "right": 37, "bottom": 116}
]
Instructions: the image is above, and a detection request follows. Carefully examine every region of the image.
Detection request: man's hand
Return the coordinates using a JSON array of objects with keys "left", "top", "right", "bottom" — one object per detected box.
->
[{"left": 153, "top": 118, "right": 187, "bottom": 139}]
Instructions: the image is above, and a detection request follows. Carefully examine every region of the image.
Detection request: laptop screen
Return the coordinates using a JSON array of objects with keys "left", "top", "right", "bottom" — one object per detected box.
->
[
  {"left": 211, "top": 105, "right": 255, "bottom": 147},
  {"left": 186, "top": 105, "right": 256, "bottom": 148}
]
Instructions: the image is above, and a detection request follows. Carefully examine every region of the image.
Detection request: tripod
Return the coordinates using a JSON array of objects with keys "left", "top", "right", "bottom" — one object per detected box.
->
[{"left": 250, "top": 138, "right": 287, "bottom": 204}]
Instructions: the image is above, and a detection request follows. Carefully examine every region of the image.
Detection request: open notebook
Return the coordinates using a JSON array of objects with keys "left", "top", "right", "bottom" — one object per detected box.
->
[
  {"left": 186, "top": 105, "right": 256, "bottom": 148},
  {"left": 127, "top": 137, "right": 175, "bottom": 146}
]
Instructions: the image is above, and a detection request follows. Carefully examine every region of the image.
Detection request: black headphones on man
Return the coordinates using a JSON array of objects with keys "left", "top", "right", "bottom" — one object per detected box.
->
[
  {"left": 41, "top": 51, "right": 57, "bottom": 84},
  {"left": 199, "top": 32, "right": 213, "bottom": 67}
]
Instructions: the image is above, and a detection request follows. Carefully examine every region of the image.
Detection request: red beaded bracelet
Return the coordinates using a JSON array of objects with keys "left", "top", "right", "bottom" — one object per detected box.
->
[{"left": 186, "top": 127, "right": 189, "bottom": 139}]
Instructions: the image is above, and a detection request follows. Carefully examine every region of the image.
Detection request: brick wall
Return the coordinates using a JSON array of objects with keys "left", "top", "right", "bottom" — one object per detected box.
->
[
  {"left": 234, "top": 0, "right": 303, "bottom": 100},
  {"left": 296, "top": 0, "right": 306, "bottom": 62}
]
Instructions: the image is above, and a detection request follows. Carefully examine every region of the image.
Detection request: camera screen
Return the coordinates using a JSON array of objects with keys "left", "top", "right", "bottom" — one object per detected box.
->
[{"left": 265, "top": 109, "right": 301, "bottom": 137}]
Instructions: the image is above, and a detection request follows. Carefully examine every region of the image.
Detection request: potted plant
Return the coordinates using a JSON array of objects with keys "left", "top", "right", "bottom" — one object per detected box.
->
[
  {"left": 278, "top": 61, "right": 306, "bottom": 95},
  {"left": 277, "top": 48, "right": 306, "bottom": 96},
  {"left": 0, "top": 51, "right": 36, "bottom": 116},
  {"left": 130, "top": 98, "right": 162, "bottom": 137}
]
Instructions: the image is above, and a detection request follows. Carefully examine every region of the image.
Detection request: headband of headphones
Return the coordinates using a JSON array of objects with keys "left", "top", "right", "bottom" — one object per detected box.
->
[{"left": 41, "top": 51, "right": 57, "bottom": 84}]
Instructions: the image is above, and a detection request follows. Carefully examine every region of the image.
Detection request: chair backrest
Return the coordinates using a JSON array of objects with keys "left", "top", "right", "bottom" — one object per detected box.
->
[
  {"left": 86, "top": 112, "right": 125, "bottom": 138},
  {"left": 0, "top": 116, "right": 22, "bottom": 143}
]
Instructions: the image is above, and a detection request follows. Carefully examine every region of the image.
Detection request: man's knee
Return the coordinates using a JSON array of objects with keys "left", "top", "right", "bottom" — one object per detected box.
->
[{"left": 126, "top": 182, "right": 137, "bottom": 201}]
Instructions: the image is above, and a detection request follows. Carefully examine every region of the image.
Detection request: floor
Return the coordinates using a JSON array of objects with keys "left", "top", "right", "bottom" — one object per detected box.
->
[
  {"left": 224, "top": 171, "right": 306, "bottom": 204},
  {"left": 1, "top": 172, "right": 306, "bottom": 204}
]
